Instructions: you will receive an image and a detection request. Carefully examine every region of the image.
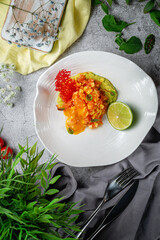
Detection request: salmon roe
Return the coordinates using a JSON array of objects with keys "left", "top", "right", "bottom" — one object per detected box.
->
[
  {"left": 55, "top": 69, "right": 76, "bottom": 102},
  {"left": 55, "top": 70, "right": 109, "bottom": 135}
]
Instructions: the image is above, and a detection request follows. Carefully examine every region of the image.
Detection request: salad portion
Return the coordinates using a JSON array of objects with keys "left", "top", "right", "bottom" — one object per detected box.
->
[{"left": 55, "top": 69, "right": 118, "bottom": 134}]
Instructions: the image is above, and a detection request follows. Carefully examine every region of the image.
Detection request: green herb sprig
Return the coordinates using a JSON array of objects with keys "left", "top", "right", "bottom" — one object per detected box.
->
[
  {"left": 93, "top": 0, "right": 159, "bottom": 54},
  {"left": 0, "top": 140, "right": 82, "bottom": 239}
]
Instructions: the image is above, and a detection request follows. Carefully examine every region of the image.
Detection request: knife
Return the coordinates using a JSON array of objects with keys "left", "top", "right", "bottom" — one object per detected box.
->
[{"left": 86, "top": 180, "right": 139, "bottom": 240}]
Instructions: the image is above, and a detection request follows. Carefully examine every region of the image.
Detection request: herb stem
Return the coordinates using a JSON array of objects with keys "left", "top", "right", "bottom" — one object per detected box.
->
[{"left": 0, "top": 2, "right": 33, "bottom": 15}]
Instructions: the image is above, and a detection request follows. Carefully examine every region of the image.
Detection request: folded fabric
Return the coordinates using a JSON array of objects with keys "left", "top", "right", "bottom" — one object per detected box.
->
[
  {"left": 0, "top": 0, "right": 91, "bottom": 75},
  {"left": 49, "top": 84, "right": 160, "bottom": 240}
]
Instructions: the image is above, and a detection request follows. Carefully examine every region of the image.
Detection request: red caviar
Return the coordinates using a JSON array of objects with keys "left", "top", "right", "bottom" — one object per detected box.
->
[{"left": 55, "top": 69, "right": 76, "bottom": 102}]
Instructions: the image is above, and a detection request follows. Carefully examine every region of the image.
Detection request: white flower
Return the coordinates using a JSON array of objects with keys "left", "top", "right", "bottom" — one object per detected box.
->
[
  {"left": 3, "top": 77, "right": 10, "bottom": 82},
  {"left": 0, "top": 88, "right": 6, "bottom": 95},
  {"left": 16, "top": 86, "right": 21, "bottom": 92},
  {"left": 7, "top": 102, "right": 14, "bottom": 107},
  {"left": 7, "top": 84, "right": 12, "bottom": 90},
  {"left": 10, "top": 91, "right": 16, "bottom": 98}
]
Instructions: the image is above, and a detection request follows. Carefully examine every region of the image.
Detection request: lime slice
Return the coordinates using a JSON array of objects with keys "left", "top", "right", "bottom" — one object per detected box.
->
[{"left": 107, "top": 102, "right": 133, "bottom": 130}]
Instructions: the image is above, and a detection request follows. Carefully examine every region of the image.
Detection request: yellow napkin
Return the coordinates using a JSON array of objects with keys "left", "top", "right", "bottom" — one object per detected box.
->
[{"left": 0, "top": 0, "right": 91, "bottom": 75}]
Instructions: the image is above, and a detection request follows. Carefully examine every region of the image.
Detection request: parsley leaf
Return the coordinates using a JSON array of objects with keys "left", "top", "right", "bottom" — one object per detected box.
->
[
  {"left": 119, "top": 36, "right": 143, "bottom": 54},
  {"left": 102, "top": 15, "right": 135, "bottom": 32},
  {"left": 150, "top": 10, "right": 160, "bottom": 26}
]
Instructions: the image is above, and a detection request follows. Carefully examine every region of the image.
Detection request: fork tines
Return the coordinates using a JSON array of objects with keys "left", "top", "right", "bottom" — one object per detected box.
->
[{"left": 116, "top": 167, "right": 138, "bottom": 188}]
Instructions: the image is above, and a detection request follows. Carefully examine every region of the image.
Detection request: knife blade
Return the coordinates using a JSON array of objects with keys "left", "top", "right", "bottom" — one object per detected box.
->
[{"left": 86, "top": 180, "right": 139, "bottom": 240}]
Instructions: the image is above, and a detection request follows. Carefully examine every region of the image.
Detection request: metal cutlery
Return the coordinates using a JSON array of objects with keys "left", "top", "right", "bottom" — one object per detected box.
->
[
  {"left": 76, "top": 166, "right": 138, "bottom": 239},
  {"left": 87, "top": 179, "right": 139, "bottom": 240}
]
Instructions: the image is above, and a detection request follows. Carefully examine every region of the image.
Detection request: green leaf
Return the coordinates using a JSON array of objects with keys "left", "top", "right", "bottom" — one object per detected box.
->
[
  {"left": 30, "top": 149, "right": 44, "bottom": 170},
  {"left": 144, "top": 34, "right": 155, "bottom": 54},
  {"left": 106, "top": 0, "right": 112, "bottom": 6},
  {"left": 45, "top": 189, "right": 59, "bottom": 195},
  {"left": 63, "top": 228, "right": 76, "bottom": 238},
  {"left": 49, "top": 175, "right": 61, "bottom": 185},
  {"left": 18, "top": 144, "right": 23, "bottom": 150},
  {"left": 67, "top": 127, "right": 74, "bottom": 134},
  {"left": 41, "top": 170, "right": 48, "bottom": 179},
  {"left": 68, "top": 215, "right": 79, "bottom": 224},
  {"left": 26, "top": 201, "right": 37, "bottom": 210},
  {"left": 30, "top": 142, "right": 37, "bottom": 156},
  {"left": 41, "top": 177, "right": 47, "bottom": 189},
  {"left": 102, "top": 15, "right": 135, "bottom": 32},
  {"left": 16, "top": 146, "right": 26, "bottom": 160},
  {"left": 33, "top": 206, "right": 40, "bottom": 214},
  {"left": 68, "top": 225, "right": 81, "bottom": 231},
  {"left": 101, "top": 3, "right": 109, "bottom": 14},
  {"left": 46, "top": 162, "right": 57, "bottom": 170},
  {"left": 47, "top": 197, "right": 64, "bottom": 208},
  {"left": 20, "top": 158, "right": 28, "bottom": 166},
  {"left": 144, "top": 0, "right": 156, "bottom": 13},
  {"left": 52, "top": 222, "right": 61, "bottom": 228},
  {"left": 119, "top": 36, "right": 143, "bottom": 54},
  {"left": 126, "top": 0, "right": 131, "bottom": 4},
  {"left": 27, "top": 188, "right": 41, "bottom": 200},
  {"left": 93, "top": 0, "right": 101, "bottom": 5},
  {"left": 150, "top": 10, "right": 160, "bottom": 26},
  {"left": 70, "top": 209, "right": 84, "bottom": 215},
  {"left": 0, "top": 188, "right": 11, "bottom": 195},
  {"left": 38, "top": 214, "right": 53, "bottom": 223},
  {"left": 115, "top": 33, "right": 125, "bottom": 46}
]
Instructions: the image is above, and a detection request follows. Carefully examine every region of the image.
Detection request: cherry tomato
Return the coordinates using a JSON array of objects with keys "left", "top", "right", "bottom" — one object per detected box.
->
[
  {"left": 1, "top": 146, "right": 13, "bottom": 159},
  {"left": 0, "top": 138, "right": 4, "bottom": 148}
]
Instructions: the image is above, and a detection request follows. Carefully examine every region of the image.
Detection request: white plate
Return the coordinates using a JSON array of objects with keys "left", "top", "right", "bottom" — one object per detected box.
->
[{"left": 33, "top": 51, "right": 158, "bottom": 167}]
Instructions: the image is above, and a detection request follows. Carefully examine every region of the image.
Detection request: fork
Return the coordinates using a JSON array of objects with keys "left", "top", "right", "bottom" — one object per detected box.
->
[{"left": 75, "top": 166, "right": 138, "bottom": 239}]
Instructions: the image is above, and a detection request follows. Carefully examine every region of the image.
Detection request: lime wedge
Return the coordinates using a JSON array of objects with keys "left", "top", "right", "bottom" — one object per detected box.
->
[{"left": 107, "top": 102, "right": 133, "bottom": 130}]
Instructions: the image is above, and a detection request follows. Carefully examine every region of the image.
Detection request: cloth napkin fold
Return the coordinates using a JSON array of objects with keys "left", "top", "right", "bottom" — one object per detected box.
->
[
  {"left": 50, "top": 84, "right": 160, "bottom": 240},
  {"left": 0, "top": 0, "right": 91, "bottom": 75}
]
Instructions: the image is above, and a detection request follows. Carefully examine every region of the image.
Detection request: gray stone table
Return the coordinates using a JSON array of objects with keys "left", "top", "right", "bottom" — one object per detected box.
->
[{"left": 0, "top": 1, "right": 160, "bottom": 183}]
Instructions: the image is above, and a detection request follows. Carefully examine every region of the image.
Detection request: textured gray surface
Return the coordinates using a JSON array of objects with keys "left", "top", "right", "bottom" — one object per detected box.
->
[{"left": 0, "top": 1, "right": 160, "bottom": 182}]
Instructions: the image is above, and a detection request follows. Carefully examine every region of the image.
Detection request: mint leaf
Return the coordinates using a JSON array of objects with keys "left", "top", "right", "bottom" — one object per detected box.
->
[
  {"left": 119, "top": 36, "right": 143, "bottom": 54},
  {"left": 144, "top": 0, "right": 156, "bottom": 13},
  {"left": 144, "top": 34, "right": 155, "bottom": 54},
  {"left": 102, "top": 15, "right": 135, "bottom": 32},
  {"left": 101, "top": 3, "right": 109, "bottom": 14},
  {"left": 150, "top": 10, "right": 160, "bottom": 26}
]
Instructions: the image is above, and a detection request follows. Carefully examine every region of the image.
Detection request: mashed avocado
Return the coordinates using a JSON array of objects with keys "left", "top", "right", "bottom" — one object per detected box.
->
[{"left": 57, "top": 72, "right": 118, "bottom": 107}]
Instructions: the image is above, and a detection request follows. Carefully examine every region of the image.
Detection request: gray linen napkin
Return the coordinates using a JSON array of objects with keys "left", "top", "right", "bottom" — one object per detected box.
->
[{"left": 50, "top": 85, "right": 160, "bottom": 240}]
